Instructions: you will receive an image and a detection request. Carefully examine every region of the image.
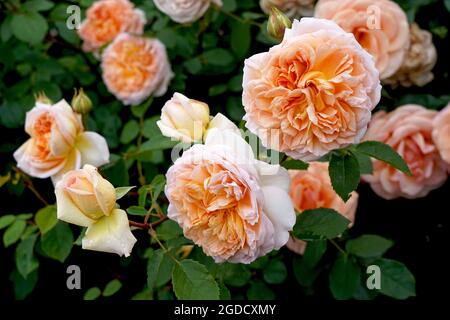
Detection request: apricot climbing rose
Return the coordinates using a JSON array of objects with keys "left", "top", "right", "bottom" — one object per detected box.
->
[
  {"left": 432, "top": 102, "right": 450, "bottom": 165},
  {"left": 14, "top": 100, "right": 109, "bottom": 183},
  {"left": 55, "top": 165, "right": 137, "bottom": 256},
  {"left": 286, "top": 162, "right": 358, "bottom": 255},
  {"left": 165, "top": 129, "right": 296, "bottom": 263},
  {"left": 101, "top": 33, "right": 173, "bottom": 105},
  {"left": 242, "top": 18, "right": 381, "bottom": 161},
  {"left": 315, "top": 0, "right": 410, "bottom": 80},
  {"left": 154, "top": 0, "right": 222, "bottom": 24},
  {"left": 364, "top": 105, "right": 448, "bottom": 199},
  {"left": 78, "top": 0, "right": 146, "bottom": 53}
]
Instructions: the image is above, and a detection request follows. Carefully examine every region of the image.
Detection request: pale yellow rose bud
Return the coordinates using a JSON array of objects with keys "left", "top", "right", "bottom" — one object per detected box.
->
[
  {"left": 71, "top": 88, "right": 93, "bottom": 114},
  {"left": 267, "top": 7, "right": 292, "bottom": 40},
  {"left": 157, "top": 92, "right": 210, "bottom": 143},
  {"left": 55, "top": 164, "right": 116, "bottom": 227},
  {"left": 34, "top": 91, "right": 52, "bottom": 104}
]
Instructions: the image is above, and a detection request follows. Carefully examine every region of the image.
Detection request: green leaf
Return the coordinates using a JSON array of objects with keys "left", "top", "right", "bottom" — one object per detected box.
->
[
  {"left": 150, "top": 174, "right": 166, "bottom": 201},
  {"left": 202, "top": 49, "right": 235, "bottom": 67},
  {"left": 0, "top": 215, "right": 15, "bottom": 230},
  {"left": 23, "top": 0, "right": 54, "bottom": 12},
  {"left": 303, "top": 240, "right": 327, "bottom": 267},
  {"left": 103, "top": 279, "right": 122, "bottom": 297},
  {"left": 15, "top": 234, "right": 39, "bottom": 279},
  {"left": 142, "top": 116, "right": 160, "bottom": 139},
  {"left": 209, "top": 84, "right": 228, "bottom": 96},
  {"left": 356, "top": 141, "right": 411, "bottom": 175},
  {"left": 293, "top": 208, "right": 350, "bottom": 239},
  {"left": 329, "top": 152, "right": 360, "bottom": 202},
  {"left": 147, "top": 249, "right": 175, "bottom": 289},
  {"left": 281, "top": 159, "right": 309, "bottom": 170},
  {"left": 35, "top": 205, "right": 57, "bottom": 234},
  {"left": 120, "top": 119, "right": 140, "bottom": 144},
  {"left": 329, "top": 256, "right": 361, "bottom": 299},
  {"left": 140, "top": 135, "right": 178, "bottom": 152},
  {"left": 10, "top": 269, "right": 38, "bottom": 300},
  {"left": 445, "top": 0, "right": 450, "bottom": 12},
  {"left": 263, "top": 259, "right": 287, "bottom": 284},
  {"left": 156, "top": 220, "right": 183, "bottom": 241},
  {"left": 219, "top": 282, "right": 231, "bottom": 300},
  {"left": 354, "top": 152, "right": 373, "bottom": 175},
  {"left": 84, "top": 287, "right": 101, "bottom": 300},
  {"left": 247, "top": 280, "right": 275, "bottom": 300},
  {"left": 230, "top": 20, "right": 251, "bottom": 59},
  {"left": 172, "top": 259, "right": 220, "bottom": 300},
  {"left": 377, "top": 259, "right": 416, "bottom": 299},
  {"left": 3, "top": 220, "right": 27, "bottom": 247},
  {"left": 115, "top": 186, "right": 135, "bottom": 200},
  {"left": 346, "top": 235, "right": 394, "bottom": 259},
  {"left": 131, "top": 98, "right": 153, "bottom": 118},
  {"left": 11, "top": 12, "right": 48, "bottom": 45},
  {"left": 292, "top": 257, "right": 320, "bottom": 288},
  {"left": 17, "top": 213, "right": 33, "bottom": 220},
  {"left": 127, "top": 206, "right": 148, "bottom": 216},
  {"left": 222, "top": 263, "right": 252, "bottom": 287},
  {"left": 40, "top": 221, "right": 73, "bottom": 262}
]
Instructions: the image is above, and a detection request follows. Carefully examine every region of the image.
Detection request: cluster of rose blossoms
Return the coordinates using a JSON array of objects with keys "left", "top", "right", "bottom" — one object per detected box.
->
[{"left": 13, "top": 0, "right": 450, "bottom": 263}]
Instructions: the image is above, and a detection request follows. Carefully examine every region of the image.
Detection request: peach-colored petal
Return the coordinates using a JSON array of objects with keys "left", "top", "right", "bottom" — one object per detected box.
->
[
  {"left": 165, "top": 130, "right": 295, "bottom": 263},
  {"left": 101, "top": 33, "right": 173, "bottom": 105},
  {"left": 315, "top": 0, "right": 410, "bottom": 80},
  {"left": 243, "top": 17, "right": 381, "bottom": 161},
  {"left": 364, "top": 104, "right": 448, "bottom": 199},
  {"left": 78, "top": 0, "right": 146, "bottom": 53}
]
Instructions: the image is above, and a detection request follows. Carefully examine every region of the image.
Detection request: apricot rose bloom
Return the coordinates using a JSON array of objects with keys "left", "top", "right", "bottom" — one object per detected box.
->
[
  {"left": 14, "top": 100, "right": 109, "bottom": 183},
  {"left": 78, "top": 0, "right": 146, "bottom": 53},
  {"left": 286, "top": 162, "right": 358, "bottom": 255},
  {"left": 432, "top": 102, "right": 450, "bottom": 165},
  {"left": 165, "top": 129, "right": 296, "bottom": 263},
  {"left": 55, "top": 165, "right": 137, "bottom": 256},
  {"left": 364, "top": 105, "right": 448, "bottom": 199},
  {"left": 101, "top": 33, "right": 173, "bottom": 105},
  {"left": 154, "top": 0, "right": 222, "bottom": 24},
  {"left": 314, "top": 0, "right": 410, "bottom": 80},
  {"left": 242, "top": 18, "right": 381, "bottom": 161}
]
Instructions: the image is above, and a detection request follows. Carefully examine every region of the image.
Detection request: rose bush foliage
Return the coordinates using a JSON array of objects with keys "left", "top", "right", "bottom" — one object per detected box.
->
[{"left": 0, "top": 0, "right": 449, "bottom": 301}]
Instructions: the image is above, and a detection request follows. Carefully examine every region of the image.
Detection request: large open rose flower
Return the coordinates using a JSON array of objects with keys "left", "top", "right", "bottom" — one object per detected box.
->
[
  {"left": 432, "top": 102, "right": 450, "bottom": 165},
  {"left": 286, "top": 162, "right": 358, "bottom": 255},
  {"left": 101, "top": 33, "right": 173, "bottom": 105},
  {"left": 14, "top": 100, "right": 109, "bottom": 182},
  {"left": 243, "top": 18, "right": 381, "bottom": 161},
  {"left": 55, "top": 165, "right": 137, "bottom": 256},
  {"left": 78, "top": 0, "right": 146, "bottom": 53},
  {"left": 364, "top": 105, "right": 448, "bottom": 199},
  {"left": 315, "top": 0, "right": 410, "bottom": 80},
  {"left": 165, "top": 129, "right": 296, "bottom": 263},
  {"left": 260, "top": 0, "right": 316, "bottom": 19},
  {"left": 154, "top": 0, "right": 222, "bottom": 24}
]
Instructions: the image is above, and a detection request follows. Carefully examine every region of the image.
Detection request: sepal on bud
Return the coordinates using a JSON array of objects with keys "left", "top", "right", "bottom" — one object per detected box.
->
[
  {"left": 267, "top": 7, "right": 292, "bottom": 40},
  {"left": 72, "top": 88, "right": 93, "bottom": 114}
]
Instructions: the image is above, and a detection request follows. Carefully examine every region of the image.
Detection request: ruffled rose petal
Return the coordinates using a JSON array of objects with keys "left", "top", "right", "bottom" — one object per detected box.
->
[{"left": 76, "top": 132, "right": 110, "bottom": 167}]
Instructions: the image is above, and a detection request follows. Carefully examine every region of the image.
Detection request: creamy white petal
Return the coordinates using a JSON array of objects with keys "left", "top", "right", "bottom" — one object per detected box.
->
[
  {"left": 261, "top": 185, "right": 296, "bottom": 249},
  {"left": 76, "top": 132, "right": 110, "bottom": 167},
  {"left": 255, "top": 160, "right": 290, "bottom": 192},
  {"left": 82, "top": 209, "right": 137, "bottom": 257}
]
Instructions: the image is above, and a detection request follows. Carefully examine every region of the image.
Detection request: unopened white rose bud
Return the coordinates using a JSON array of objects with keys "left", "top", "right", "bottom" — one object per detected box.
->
[{"left": 157, "top": 92, "right": 210, "bottom": 143}]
